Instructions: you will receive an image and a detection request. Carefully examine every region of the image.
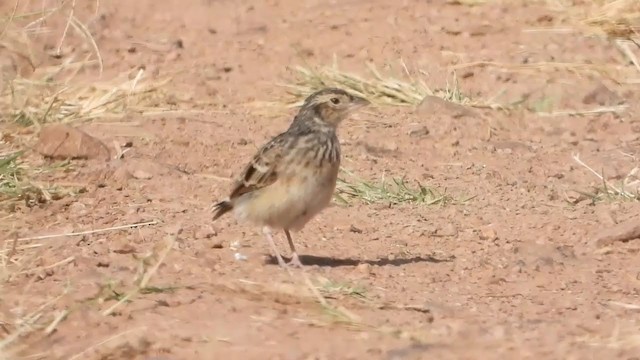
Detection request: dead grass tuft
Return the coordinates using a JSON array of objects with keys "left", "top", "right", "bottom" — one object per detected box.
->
[
  {"left": 546, "top": 1, "right": 640, "bottom": 74},
  {"left": 100, "top": 232, "right": 177, "bottom": 316},
  {"left": 572, "top": 153, "right": 639, "bottom": 202},
  {"left": 0, "top": 241, "right": 71, "bottom": 359},
  {"left": 0, "top": 220, "right": 161, "bottom": 358},
  {"left": 334, "top": 169, "right": 454, "bottom": 206},
  {"left": 2, "top": 66, "right": 172, "bottom": 127},
  {"left": 316, "top": 276, "right": 369, "bottom": 301},
  {"left": 1, "top": 2, "right": 175, "bottom": 125},
  {"left": 0, "top": 3, "right": 176, "bottom": 357},
  {"left": 0, "top": 24, "right": 172, "bottom": 128},
  {"left": 0, "top": 4, "right": 174, "bottom": 206},
  {"left": 0, "top": 151, "right": 80, "bottom": 209},
  {"left": 0, "top": 2, "right": 177, "bottom": 207},
  {"left": 555, "top": 0, "right": 640, "bottom": 40},
  {"left": 278, "top": 60, "right": 504, "bottom": 109}
]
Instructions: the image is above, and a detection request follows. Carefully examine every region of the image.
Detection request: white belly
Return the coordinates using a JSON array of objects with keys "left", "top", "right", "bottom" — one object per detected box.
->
[{"left": 233, "top": 163, "right": 339, "bottom": 231}]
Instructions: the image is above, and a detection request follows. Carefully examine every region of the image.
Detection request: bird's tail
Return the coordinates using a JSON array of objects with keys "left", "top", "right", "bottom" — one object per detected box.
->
[{"left": 211, "top": 200, "right": 233, "bottom": 221}]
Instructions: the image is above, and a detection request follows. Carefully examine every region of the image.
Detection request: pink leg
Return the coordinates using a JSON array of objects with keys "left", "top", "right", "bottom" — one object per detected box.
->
[
  {"left": 262, "top": 227, "right": 287, "bottom": 268},
  {"left": 285, "top": 230, "right": 303, "bottom": 268}
]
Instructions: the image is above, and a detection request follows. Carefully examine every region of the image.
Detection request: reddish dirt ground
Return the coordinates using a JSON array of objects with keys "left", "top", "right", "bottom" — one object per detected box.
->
[{"left": 2, "top": 0, "right": 640, "bottom": 359}]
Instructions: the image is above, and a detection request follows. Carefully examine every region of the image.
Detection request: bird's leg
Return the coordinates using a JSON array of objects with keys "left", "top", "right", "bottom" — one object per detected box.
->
[
  {"left": 262, "top": 226, "right": 287, "bottom": 268},
  {"left": 284, "top": 229, "right": 304, "bottom": 268}
]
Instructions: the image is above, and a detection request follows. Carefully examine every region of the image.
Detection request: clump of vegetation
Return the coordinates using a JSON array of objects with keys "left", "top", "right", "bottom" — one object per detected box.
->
[
  {"left": 0, "top": 2, "right": 177, "bottom": 357},
  {"left": 334, "top": 170, "right": 454, "bottom": 206},
  {"left": 280, "top": 60, "right": 503, "bottom": 109},
  {"left": 572, "top": 154, "right": 639, "bottom": 203},
  {"left": 0, "top": 1, "right": 175, "bottom": 207},
  {"left": 564, "top": 0, "right": 640, "bottom": 40},
  {"left": 0, "top": 23, "right": 171, "bottom": 127},
  {"left": 0, "top": 151, "right": 77, "bottom": 209}
]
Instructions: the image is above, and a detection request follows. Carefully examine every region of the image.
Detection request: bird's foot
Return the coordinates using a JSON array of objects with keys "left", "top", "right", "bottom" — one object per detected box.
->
[
  {"left": 273, "top": 252, "right": 289, "bottom": 269},
  {"left": 287, "top": 252, "right": 304, "bottom": 268}
]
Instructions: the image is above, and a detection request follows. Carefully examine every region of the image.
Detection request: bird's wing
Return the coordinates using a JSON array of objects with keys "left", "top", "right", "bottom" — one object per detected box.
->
[{"left": 228, "top": 134, "right": 289, "bottom": 200}]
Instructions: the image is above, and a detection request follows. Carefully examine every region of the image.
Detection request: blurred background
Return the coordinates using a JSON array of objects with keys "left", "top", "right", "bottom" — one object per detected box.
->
[{"left": 1, "top": 0, "right": 639, "bottom": 358}]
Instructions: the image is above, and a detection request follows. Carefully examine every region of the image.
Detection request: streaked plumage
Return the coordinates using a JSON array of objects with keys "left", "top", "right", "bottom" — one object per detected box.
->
[{"left": 212, "top": 88, "right": 370, "bottom": 267}]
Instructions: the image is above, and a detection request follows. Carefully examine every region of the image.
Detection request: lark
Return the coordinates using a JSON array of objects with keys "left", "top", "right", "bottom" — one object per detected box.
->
[{"left": 211, "top": 88, "right": 370, "bottom": 268}]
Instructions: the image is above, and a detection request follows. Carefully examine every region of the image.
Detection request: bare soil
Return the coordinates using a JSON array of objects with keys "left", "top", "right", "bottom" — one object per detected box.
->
[{"left": 2, "top": 0, "right": 640, "bottom": 359}]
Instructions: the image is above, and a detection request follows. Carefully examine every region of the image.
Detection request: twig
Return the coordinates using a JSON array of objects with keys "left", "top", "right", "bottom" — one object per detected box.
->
[
  {"left": 537, "top": 105, "right": 628, "bottom": 117},
  {"left": 101, "top": 233, "right": 177, "bottom": 316},
  {"left": 9, "top": 220, "right": 159, "bottom": 242},
  {"left": 139, "top": 234, "right": 175, "bottom": 289},
  {"left": 607, "top": 301, "right": 640, "bottom": 310},
  {"left": 0, "top": 0, "right": 20, "bottom": 39},
  {"left": 44, "top": 309, "right": 70, "bottom": 335},
  {"left": 0, "top": 243, "right": 43, "bottom": 254},
  {"left": 572, "top": 153, "right": 625, "bottom": 195},
  {"left": 616, "top": 39, "right": 640, "bottom": 74},
  {"left": 55, "top": 0, "right": 75, "bottom": 56},
  {"left": 16, "top": 256, "right": 75, "bottom": 275},
  {"left": 70, "top": 14, "right": 103, "bottom": 74},
  {"left": 299, "top": 271, "right": 329, "bottom": 308},
  {"left": 0, "top": 286, "right": 69, "bottom": 350}
]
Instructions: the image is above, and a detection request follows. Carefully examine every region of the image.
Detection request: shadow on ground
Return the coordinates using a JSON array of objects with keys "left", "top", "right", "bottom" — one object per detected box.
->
[{"left": 265, "top": 254, "right": 455, "bottom": 267}]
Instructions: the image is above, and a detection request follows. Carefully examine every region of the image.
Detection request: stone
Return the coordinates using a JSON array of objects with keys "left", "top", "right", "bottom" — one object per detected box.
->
[
  {"left": 35, "top": 124, "right": 111, "bottom": 161},
  {"left": 132, "top": 169, "right": 153, "bottom": 180}
]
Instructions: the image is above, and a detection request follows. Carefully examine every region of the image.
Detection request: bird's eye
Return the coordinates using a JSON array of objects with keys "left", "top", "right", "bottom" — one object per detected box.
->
[{"left": 330, "top": 97, "right": 341, "bottom": 105}]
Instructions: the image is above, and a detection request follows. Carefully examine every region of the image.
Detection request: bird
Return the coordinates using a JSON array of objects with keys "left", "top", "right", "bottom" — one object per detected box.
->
[{"left": 211, "top": 87, "right": 370, "bottom": 268}]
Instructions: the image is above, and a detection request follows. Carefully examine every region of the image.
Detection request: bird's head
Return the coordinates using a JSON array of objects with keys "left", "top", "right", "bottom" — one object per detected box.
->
[{"left": 298, "top": 88, "right": 370, "bottom": 128}]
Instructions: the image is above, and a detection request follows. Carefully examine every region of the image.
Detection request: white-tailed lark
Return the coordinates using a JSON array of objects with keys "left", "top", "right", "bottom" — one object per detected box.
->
[{"left": 211, "top": 88, "right": 370, "bottom": 268}]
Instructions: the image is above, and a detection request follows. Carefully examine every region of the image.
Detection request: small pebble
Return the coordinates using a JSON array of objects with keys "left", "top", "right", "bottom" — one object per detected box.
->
[
  {"left": 234, "top": 252, "right": 247, "bottom": 261},
  {"left": 479, "top": 226, "right": 498, "bottom": 241},
  {"left": 356, "top": 263, "right": 371, "bottom": 274},
  {"left": 132, "top": 169, "right": 153, "bottom": 180}
]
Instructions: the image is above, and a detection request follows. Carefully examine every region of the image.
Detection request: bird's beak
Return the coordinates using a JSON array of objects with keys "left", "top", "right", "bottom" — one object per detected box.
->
[{"left": 351, "top": 96, "right": 371, "bottom": 109}]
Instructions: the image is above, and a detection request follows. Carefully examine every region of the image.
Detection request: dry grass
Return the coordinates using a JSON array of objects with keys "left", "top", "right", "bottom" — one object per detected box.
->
[
  {"left": 0, "top": 240, "right": 70, "bottom": 359},
  {"left": 0, "top": 151, "right": 80, "bottom": 209},
  {"left": 3, "top": 66, "right": 172, "bottom": 127},
  {"left": 0, "top": 20, "right": 172, "bottom": 127},
  {"left": 278, "top": 60, "right": 505, "bottom": 109},
  {"left": 100, "top": 232, "right": 177, "bottom": 316},
  {"left": 550, "top": 0, "right": 640, "bottom": 40},
  {"left": 316, "top": 276, "right": 369, "bottom": 301},
  {"left": 0, "top": 2, "right": 176, "bottom": 357},
  {"left": 469, "top": 0, "right": 639, "bottom": 40},
  {"left": 572, "top": 153, "right": 639, "bottom": 202},
  {"left": 0, "top": 2, "right": 175, "bottom": 206},
  {"left": 455, "top": 1, "right": 640, "bottom": 78},
  {"left": 544, "top": 1, "right": 640, "bottom": 74},
  {"left": 334, "top": 169, "right": 454, "bottom": 206},
  {"left": 0, "top": 221, "right": 162, "bottom": 358},
  {"left": 535, "top": 104, "right": 629, "bottom": 117},
  {"left": 0, "top": 1, "right": 176, "bottom": 207}
]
